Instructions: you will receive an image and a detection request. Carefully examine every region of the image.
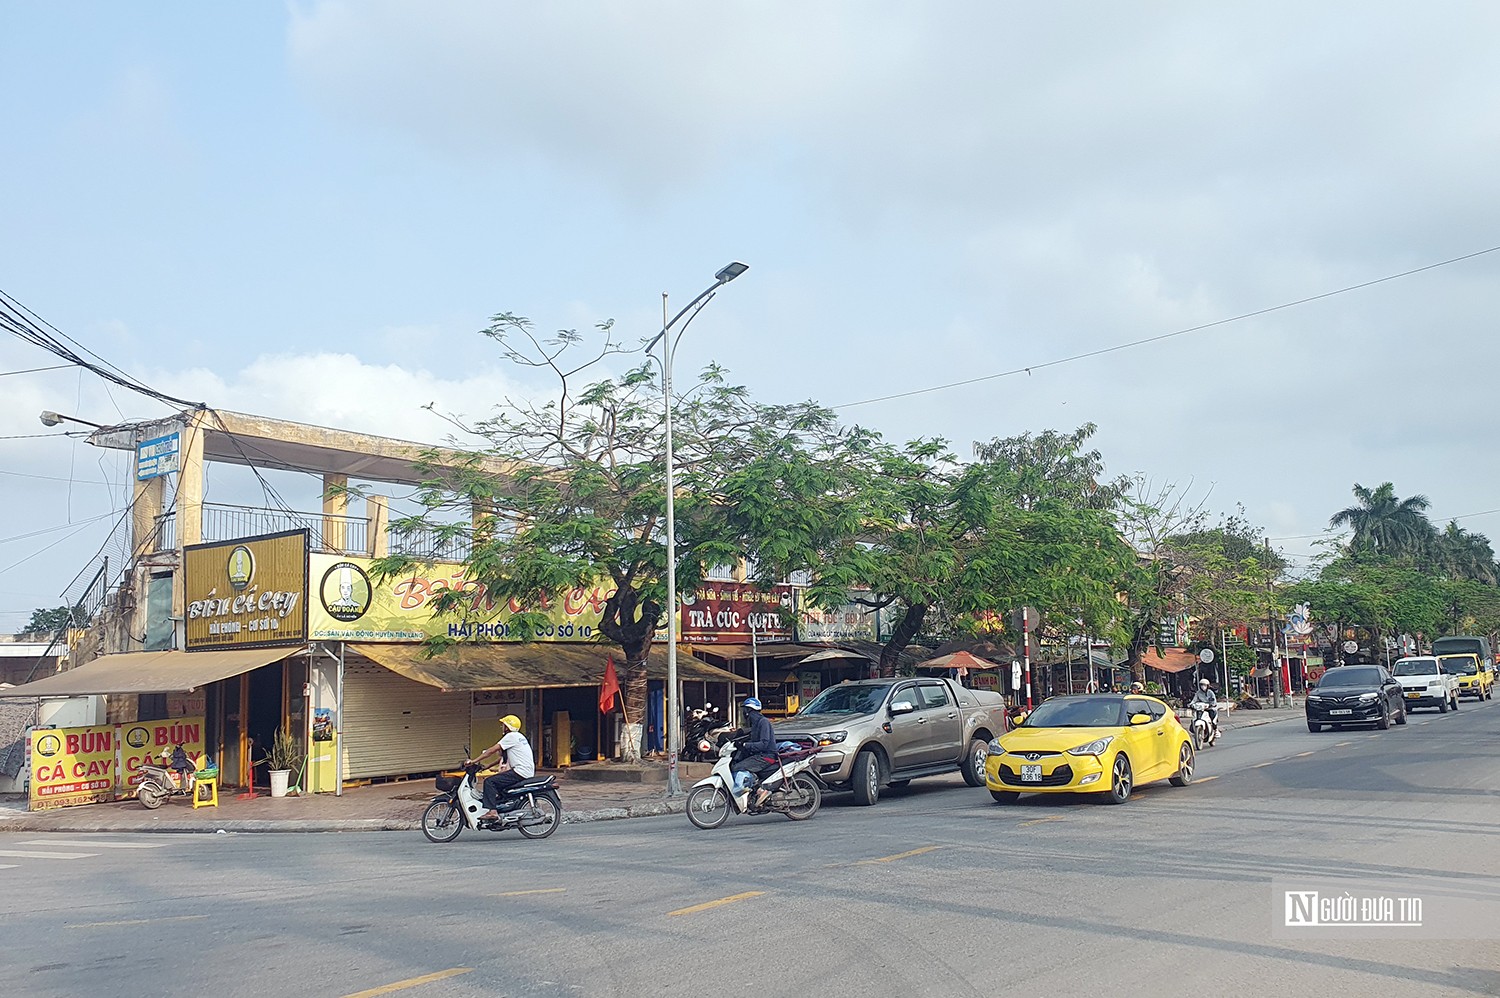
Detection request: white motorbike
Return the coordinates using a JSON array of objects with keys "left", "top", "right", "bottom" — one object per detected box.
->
[
  {"left": 685, "top": 736, "right": 823, "bottom": 830},
  {"left": 421, "top": 763, "right": 561, "bottom": 842},
  {"left": 1190, "top": 701, "right": 1221, "bottom": 749}
]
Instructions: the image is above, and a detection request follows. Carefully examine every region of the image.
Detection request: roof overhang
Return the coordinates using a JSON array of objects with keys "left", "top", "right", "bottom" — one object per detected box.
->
[
  {"left": 350, "top": 643, "right": 749, "bottom": 692},
  {"left": 0, "top": 646, "right": 304, "bottom": 697}
]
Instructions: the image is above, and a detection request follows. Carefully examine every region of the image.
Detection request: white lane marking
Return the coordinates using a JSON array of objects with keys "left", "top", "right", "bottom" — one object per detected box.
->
[
  {"left": 0, "top": 849, "right": 98, "bottom": 860},
  {"left": 20, "top": 839, "right": 167, "bottom": 850},
  {"left": 0, "top": 864, "right": 17, "bottom": 870}
]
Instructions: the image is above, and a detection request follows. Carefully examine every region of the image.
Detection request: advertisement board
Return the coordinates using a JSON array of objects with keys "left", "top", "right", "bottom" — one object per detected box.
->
[
  {"left": 27, "top": 717, "right": 206, "bottom": 811},
  {"left": 308, "top": 554, "right": 614, "bottom": 643},
  {"left": 680, "top": 582, "right": 794, "bottom": 643},
  {"left": 184, "top": 530, "right": 309, "bottom": 650},
  {"left": 795, "top": 591, "right": 882, "bottom": 643}
]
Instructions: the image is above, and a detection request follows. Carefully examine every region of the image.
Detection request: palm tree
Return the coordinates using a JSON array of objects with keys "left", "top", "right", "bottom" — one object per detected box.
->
[
  {"left": 1434, "top": 520, "right": 1499, "bottom": 585},
  {"left": 1328, "top": 482, "right": 1436, "bottom": 561}
]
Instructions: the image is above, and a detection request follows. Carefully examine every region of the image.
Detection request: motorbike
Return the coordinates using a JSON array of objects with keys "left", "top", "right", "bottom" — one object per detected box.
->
[
  {"left": 136, "top": 746, "right": 214, "bottom": 809},
  {"left": 1189, "top": 702, "right": 1221, "bottom": 749},
  {"left": 685, "top": 736, "right": 823, "bottom": 830},
  {"left": 421, "top": 763, "right": 562, "bottom": 842},
  {"left": 681, "top": 705, "right": 728, "bottom": 762}
]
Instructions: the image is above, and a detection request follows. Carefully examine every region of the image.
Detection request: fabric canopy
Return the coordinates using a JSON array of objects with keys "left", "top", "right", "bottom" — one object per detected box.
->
[
  {"left": 350, "top": 642, "right": 749, "bottom": 693},
  {"left": 0, "top": 646, "right": 304, "bottom": 697},
  {"left": 916, "top": 650, "right": 1002, "bottom": 672},
  {"left": 1139, "top": 648, "right": 1199, "bottom": 675}
]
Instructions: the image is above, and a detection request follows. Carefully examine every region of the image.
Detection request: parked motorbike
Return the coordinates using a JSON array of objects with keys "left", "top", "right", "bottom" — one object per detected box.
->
[
  {"left": 682, "top": 705, "right": 731, "bottom": 762},
  {"left": 421, "top": 763, "right": 562, "bottom": 842},
  {"left": 1189, "top": 702, "right": 1221, "bottom": 750},
  {"left": 136, "top": 746, "right": 214, "bottom": 809},
  {"left": 685, "top": 736, "right": 823, "bottom": 830}
]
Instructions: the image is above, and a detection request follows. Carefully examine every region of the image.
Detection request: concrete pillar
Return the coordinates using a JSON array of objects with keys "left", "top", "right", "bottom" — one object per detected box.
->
[
  {"left": 368, "top": 494, "right": 389, "bottom": 557},
  {"left": 176, "top": 411, "right": 207, "bottom": 548},
  {"left": 130, "top": 474, "right": 165, "bottom": 559},
  {"left": 471, "top": 499, "right": 494, "bottom": 544},
  {"left": 322, "top": 473, "right": 349, "bottom": 554}
]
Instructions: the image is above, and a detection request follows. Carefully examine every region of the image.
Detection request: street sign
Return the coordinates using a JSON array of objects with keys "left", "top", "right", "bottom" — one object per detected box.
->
[
  {"left": 136, "top": 432, "right": 180, "bottom": 480},
  {"left": 1198, "top": 648, "right": 1215, "bottom": 664},
  {"left": 1011, "top": 660, "right": 1022, "bottom": 689},
  {"left": 1343, "top": 640, "right": 1358, "bottom": 654}
]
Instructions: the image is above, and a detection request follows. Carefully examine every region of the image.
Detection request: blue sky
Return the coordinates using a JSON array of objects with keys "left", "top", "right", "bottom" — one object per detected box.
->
[{"left": 4, "top": 2, "right": 1500, "bottom": 632}]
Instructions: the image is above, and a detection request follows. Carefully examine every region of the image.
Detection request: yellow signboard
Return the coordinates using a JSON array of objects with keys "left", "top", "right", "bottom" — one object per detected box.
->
[
  {"left": 26, "top": 717, "right": 206, "bottom": 811},
  {"left": 308, "top": 554, "right": 614, "bottom": 643},
  {"left": 184, "top": 530, "right": 309, "bottom": 650}
]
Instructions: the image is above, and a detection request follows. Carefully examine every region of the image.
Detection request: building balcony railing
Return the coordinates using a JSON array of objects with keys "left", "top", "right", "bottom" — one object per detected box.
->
[{"left": 152, "top": 504, "right": 372, "bottom": 557}]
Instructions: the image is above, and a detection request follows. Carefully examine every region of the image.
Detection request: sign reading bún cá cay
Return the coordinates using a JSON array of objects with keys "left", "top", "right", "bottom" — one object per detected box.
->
[
  {"left": 27, "top": 717, "right": 205, "bottom": 811},
  {"left": 184, "top": 530, "right": 309, "bottom": 650}
]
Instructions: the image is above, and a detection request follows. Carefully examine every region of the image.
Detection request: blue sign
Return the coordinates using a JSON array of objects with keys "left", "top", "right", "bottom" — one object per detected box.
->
[{"left": 136, "top": 432, "right": 180, "bottom": 480}]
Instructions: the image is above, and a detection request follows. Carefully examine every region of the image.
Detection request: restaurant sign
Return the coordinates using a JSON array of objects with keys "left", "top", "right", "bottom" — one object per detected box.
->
[
  {"left": 680, "top": 583, "right": 794, "bottom": 643},
  {"left": 184, "top": 530, "right": 309, "bottom": 651},
  {"left": 795, "top": 590, "right": 883, "bottom": 643},
  {"left": 28, "top": 717, "right": 206, "bottom": 811},
  {"left": 308, "top": 554, "right": 614, "bottom": 643}
]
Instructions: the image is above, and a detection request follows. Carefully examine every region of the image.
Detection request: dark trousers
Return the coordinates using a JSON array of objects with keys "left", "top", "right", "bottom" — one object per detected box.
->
[
  {"left": 482, "top": 770, "right": 525, "bottom": 809},
  {"left": 732, "top": 755, "right": 776, "bottom": 792}
]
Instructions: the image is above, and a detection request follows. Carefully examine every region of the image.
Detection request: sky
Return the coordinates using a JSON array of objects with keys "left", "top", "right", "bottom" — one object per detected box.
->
[{"left": 3, "top": 2, "right": 1499, "bottom": 633}]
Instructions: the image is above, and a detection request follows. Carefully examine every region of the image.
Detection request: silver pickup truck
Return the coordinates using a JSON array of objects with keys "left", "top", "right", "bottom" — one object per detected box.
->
[{"left": 772, "top": 677, "right": 1009, "bottom": 805}]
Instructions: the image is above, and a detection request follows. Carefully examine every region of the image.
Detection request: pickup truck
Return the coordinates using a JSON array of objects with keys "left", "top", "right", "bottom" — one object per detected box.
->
[
  {"left": 1391, "top": 656, "right": 1461, "bottom": 712},
  {"left": 772, "top": 677, "right": 1009, "bottom": 805}
]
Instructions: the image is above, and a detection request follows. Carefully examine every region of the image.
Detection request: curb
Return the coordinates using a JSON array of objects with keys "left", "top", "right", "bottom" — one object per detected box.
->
[{"left": 0, "top": 798, "right": 688, "bottom": 835}]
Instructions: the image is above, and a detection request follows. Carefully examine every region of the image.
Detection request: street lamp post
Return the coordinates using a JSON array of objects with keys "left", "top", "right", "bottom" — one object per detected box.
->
[
  {"left": 646, "top": 261, "right": 748, "bottom": 796},
  {"left": 38, "top": 411, "right": 105, "bottom": 430}
]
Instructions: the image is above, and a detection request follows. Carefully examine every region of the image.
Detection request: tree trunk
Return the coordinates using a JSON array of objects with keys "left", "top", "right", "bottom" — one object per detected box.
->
[
  {"left": 1127, "top": 619, "right": 1154, "bottom": 684},
  {"left": 597, "top": 584, "right": 660, "bottom": 763},
  {"left": 879, "top": 603, "right": 927, "bottom": 678}
]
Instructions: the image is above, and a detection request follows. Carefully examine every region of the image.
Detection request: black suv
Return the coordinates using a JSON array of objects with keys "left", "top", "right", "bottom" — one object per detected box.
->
[{"left": 1305, "top": 664, "right": 1408, "bottom": 732}]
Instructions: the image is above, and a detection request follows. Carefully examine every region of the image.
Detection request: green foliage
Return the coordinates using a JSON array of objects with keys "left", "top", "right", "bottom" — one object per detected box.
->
[
  {"left": 265, "top": 727, "right": 300, "bottom": 772},
  {"left": 15, "top": 605, "right": 79, "bottom": 638}
]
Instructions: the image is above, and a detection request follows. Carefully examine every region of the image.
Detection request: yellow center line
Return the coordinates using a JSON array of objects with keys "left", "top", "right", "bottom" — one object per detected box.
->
[
  {"left": 1195, "top": 775, "right": 1219, "bottom": 783},
  {"left": 1335, "top": 741, "right": 1352, "bottom": 747},
  {"left": 342, "top": 968, "right": 473, "bottom": 998},
  {"left": 491, "top": 888, "right": 565, "bottom": 898},
  {"left": 667, "top": 891, "right": 764, "bottom": 917},
  {"left": 70, "top": 914, "right": 207, "bottom": 930},
  {"left": 856, "top": 845, "right": 944, "bottom": 865},
  {"left": 1294, "top": 751, "right": 1315, "bottom": 757},
  {"left": 1018, "top": 815, "right": 1065, "bottom": 827},
  {"left": 1252, "top": 761, "right": 1275, "bottom": 768}
]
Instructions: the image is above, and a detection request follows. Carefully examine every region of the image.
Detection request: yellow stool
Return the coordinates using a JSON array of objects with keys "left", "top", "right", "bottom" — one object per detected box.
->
[{"left": 193, "top": 773, "right": 219, "bottom": 809}]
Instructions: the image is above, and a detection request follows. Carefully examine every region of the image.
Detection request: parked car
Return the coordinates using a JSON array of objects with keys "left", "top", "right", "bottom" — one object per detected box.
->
[
  {"left": 1391, "top": 656, "right": 1461, "bottom": 713},
  {"left": 772, "top": 677, "right": 1008, "bottom": 805},
  {"left": 1305, "top": 664, "right": 1408, "bottom": 731},
  {"left": 1439, "top": 653, "right": 1495, "bottom": 701},
  {"left": 984, "top": 694, "right": 1195, "bottom": 805}
]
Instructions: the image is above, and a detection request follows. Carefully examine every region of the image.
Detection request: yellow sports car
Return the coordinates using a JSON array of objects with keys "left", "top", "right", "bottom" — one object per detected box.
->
[{"left": 985, "top": 693, "right": 1195, "bottom": 805}]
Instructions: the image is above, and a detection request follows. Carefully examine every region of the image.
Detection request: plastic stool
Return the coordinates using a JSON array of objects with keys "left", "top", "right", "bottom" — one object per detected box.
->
[{"left": 193, "top": 776, "right": 219, "bottom": 809}]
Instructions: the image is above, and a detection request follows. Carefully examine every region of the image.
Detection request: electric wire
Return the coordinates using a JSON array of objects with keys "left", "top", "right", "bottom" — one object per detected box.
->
[{"left": 834, "top": 244, "right": 1500, "bottom": 410}]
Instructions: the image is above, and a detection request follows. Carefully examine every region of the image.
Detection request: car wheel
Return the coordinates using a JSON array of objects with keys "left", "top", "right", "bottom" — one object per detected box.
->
[
  {"left": 990, "top": 789, "right": 1019, "bottom": 804},
  {"left": 1438, "top": 694, "right": 1449, "bottom": 713},
  {"left": 1451, "top": 692, "right": 1459, "bottom": 711},
  {"left": 961, "top": 738, "right": 989, "bottom": 788},
  {"left": 1307, "top": 721, "right": 1322, "bottom": 733},
  {"left": 1103, "top": 754, "right": 1132, "bottom": 805},
  {"left": 1377, "top": 704, "right": 1391, "bottom": 730},
  {"left": 851, "top": 750, "right": 881, "bottom": 807},
  {"left": 1169, "top": 742, "right": 1194, "bottom": 787}
]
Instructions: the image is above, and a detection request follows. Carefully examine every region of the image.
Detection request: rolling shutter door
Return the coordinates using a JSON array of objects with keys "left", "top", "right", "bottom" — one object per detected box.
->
[{"left": 342, "top": 659, "right": 469, "bottom": 779}]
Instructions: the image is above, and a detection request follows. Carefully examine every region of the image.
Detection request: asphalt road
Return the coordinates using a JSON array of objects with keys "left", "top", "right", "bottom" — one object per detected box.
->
[{"left": 4, "top": 701, "right": 1500, "bottom": 998}]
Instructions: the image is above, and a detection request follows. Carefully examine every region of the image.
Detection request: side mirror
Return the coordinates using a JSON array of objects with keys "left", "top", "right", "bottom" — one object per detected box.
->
[
  {"left": 889, "top": 700, "right": 916, "bottom": 716},
  {"left": 1130, "top": 713, "right": 1153, "bottom": 725},
  {"left": 1011, "top": 712, "right": 1028, "bottom": 727}
]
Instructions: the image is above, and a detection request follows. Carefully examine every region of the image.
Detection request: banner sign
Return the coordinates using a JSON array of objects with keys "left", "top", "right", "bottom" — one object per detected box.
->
[
  {"left": 185, "top": 530, "right": 309, "bottom": 650},
  {"left": 308, "top": 554, "right": 614, "bottom": 643},
  {"left": 27, "top": 717, "right": 206, "bottom": 811},
  {"left": 680, "top": 583, "right": 794, "bottom": 643},
  {"left": 136, "top": 432, "right": 180, "bottom": 480},
  {"left": 795, "top": 591, "right": 882, "bottom": 643}
]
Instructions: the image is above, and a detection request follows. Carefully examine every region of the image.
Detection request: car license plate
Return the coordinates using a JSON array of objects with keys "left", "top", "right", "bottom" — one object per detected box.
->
[
  {"left": 1021, "top": 765, "right": 1043, "bottom": 782},
  {"left": 1405, "top": 692, "right": 1420, "bottom": 699},
  {"left": 1330, "top": 709, "right": 1353, "bottom": 716}
]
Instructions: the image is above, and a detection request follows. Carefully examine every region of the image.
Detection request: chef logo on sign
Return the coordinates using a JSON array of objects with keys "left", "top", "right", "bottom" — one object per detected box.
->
[
  {"left": 320, "top": 561, "right": 373, "bottom": 623},
  {"left": 227, "top": 545, "right": 256, "bottom": 591}
]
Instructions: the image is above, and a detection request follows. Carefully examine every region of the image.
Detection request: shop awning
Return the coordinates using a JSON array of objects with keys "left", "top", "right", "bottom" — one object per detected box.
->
[
  {"left": 1140, "top": 648, "right": 1198, "bottom": 675},
  {"left": 349, "top": 643, "right": 749, "bottom": 693},
  {"left": 689, "top": 643, "right": 824, "bottom": 662},
  {"left": 0, "top": 646, "right": 305, "bottom": 697}
]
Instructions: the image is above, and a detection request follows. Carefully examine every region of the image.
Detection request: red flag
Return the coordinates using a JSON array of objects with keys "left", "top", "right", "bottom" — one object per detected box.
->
[{"left": 600, "top": 656, "right": 621, "bottom": 714}]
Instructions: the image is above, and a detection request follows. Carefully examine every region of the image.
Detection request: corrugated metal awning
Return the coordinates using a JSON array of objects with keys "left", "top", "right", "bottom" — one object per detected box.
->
[
  {"left": 350, "top": 643, "right": 749, "bottom": 692},
  {"left": 0, "top": 646, "right": 304, "bottom": 697}
]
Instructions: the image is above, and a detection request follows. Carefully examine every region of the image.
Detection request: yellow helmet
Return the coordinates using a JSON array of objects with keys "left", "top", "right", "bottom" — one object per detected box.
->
[{"left": 499, "top": 714, "right": 523, "bottom": 733}]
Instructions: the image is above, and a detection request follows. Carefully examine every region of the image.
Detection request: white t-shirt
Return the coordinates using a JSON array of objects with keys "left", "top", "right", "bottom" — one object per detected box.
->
[{"left": 499, "top": 731, "right": 535, "bottom": 778}]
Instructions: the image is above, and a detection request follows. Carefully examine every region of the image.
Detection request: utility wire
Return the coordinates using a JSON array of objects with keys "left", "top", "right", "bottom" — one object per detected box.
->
[
  {"left": 834, "top": 244, "right": 1500, "bottom": 410},
  {"left": 0, "top": 363, "right": 72, "bottom": 378},
  {"left": 1270, "top": 505, "right": 1500, "bottom": 542}
]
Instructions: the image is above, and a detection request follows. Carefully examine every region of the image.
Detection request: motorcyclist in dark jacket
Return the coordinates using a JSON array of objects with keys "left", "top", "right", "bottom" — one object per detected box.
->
[{"left": 730, "top": 697, "right": 779, "bottom": 808}]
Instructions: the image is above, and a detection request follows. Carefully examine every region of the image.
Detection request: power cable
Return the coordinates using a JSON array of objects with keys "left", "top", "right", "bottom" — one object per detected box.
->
[
  {"left": 0, "top": 364, "right": 72, "bottom": 377},
  {"left": 834, "top": 244, "right": 1500, "bottom": 410}
]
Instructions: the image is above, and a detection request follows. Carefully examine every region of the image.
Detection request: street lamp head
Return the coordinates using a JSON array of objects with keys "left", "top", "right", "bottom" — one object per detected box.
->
[
  {"left": 38, "top": 411, "right": 64, "bottom": 427},
  {"left": 714, "top": 261, "right": 749, "bottom": 284}
]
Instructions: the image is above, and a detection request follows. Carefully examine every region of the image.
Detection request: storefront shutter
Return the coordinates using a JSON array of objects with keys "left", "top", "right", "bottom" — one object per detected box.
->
[{"left": 342, "top": 659, "right": 469, "bottom": 780}]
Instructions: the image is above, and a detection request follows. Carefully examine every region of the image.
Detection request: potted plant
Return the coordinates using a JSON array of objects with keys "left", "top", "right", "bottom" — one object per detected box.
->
[{"left": 265, "top": 726, "right": 300, "bottom": 798}]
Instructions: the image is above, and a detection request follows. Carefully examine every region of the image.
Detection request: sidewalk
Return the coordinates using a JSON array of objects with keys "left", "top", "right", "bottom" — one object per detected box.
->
[{"left": 0, "top": 769, "right": 685, "bottom": 835}]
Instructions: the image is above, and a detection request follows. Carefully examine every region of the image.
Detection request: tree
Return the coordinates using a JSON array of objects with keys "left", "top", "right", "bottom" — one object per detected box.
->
[
  {"left": 1431, "top": 521, "right": 1499, "bottom": 585},
  {"left": 1328, "top": 482, "right": 1436, "bottom": 561},
  {"left": 367, "top": 313, "right": 842, "bottom": 758},
  {"left": 974, "top": 423, "right": 1130, "bottom": 513},
  {"left": 15, "top": 606, "right": 77, "bottom": 638}
]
